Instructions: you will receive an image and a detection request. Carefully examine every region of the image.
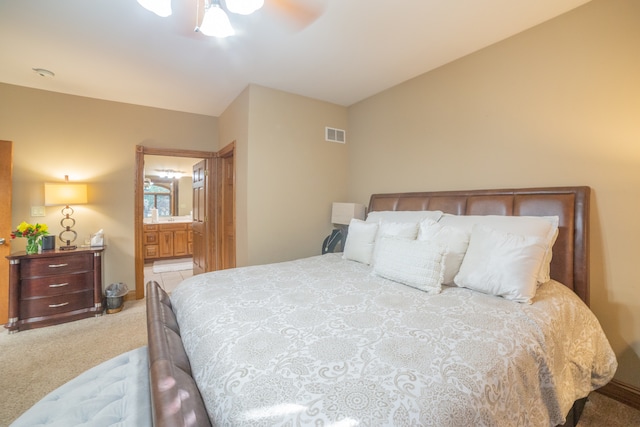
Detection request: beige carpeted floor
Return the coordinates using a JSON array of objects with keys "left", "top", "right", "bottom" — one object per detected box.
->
[
  {"left": 1, "top": 297, "right": 639, "bottom": 426},
  {"left": 0, "top": 299, "right": 147, "bottom": 426}
]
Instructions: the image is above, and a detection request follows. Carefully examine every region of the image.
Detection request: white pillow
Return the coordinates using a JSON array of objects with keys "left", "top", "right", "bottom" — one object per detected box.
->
[
  {"left": 373, "top": 237, "right": 445, "bottom": 294},
  {"left": 454, "top": 225, "right": 547, "bottom": 303},
  {"left": 371, "top": 221, "right": 419, "bottom": 265},
  {"left": 366, "top": 210, "right": 443, "bottom": 224},
  {"left": 342, "top": 219, "right": 378, "bottom": 265},
  {"left": 438, "top": 214, "right": 559, "bottom": 284},
  {"left": 418, "top": 218, "right": 470, "bottom": 285}
]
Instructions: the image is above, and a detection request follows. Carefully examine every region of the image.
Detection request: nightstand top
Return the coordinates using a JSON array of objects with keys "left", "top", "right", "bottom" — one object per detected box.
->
[{"left": 6, "top": 246, "right": 105, "bottom": 260}]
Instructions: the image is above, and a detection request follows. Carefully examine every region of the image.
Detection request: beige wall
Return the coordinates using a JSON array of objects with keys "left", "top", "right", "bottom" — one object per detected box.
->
[
  {"left": 221, "top": 84, "right": 349, "bottom": 266},
  {"left": 219, "top": 86, "right": 250, "bottom": 266},
  {"left": 347, "top": 0, "right": 640, "bottom": 388},
  {"left": 2, "top": 80, "right": 348, "bottom": 289},
  {"left": 0, "top": 83, "right": 218, "bottom": 290}
]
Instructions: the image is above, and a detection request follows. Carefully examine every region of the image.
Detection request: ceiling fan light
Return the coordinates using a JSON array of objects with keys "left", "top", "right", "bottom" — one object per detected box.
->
[
  {"left": 225, "top": 0, "right": 264, "bottom": 15},
  {"left": 200, "top": 4, "right": 235, "bottom": 38},
  {"left": 137, "top": 0, "right": 172, "bottom": 17}
]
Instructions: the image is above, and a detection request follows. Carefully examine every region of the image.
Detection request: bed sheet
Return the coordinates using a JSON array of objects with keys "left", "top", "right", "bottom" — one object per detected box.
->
[{"left": 170, "top": 254, "right": 616, "bottom": 426}]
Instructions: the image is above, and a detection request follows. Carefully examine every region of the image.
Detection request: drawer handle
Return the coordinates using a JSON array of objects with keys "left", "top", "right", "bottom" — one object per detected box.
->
[
  {"left": 49, "top": 283, "right": 70, "bottom": 288},
  {"left": 48, "top": 302, "right": 69, "bottom": 308},
  {"left": 48, "top": 263, "right": 69, "bottom": 268}
]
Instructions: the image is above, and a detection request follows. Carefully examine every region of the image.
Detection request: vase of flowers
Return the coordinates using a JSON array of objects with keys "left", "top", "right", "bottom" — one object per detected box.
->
[{"left": 11, "top": 222, "right": 49, "bottom": 255}]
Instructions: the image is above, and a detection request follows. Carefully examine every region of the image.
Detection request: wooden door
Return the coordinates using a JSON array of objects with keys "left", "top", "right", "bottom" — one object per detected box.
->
[
  {"left": 192, "top": 159, "right": 208, "bottom": 275},
  {"left": 0, "top": 141, "right": 13, "bottom": 324},
  {"left": 220, "top": 147, "right": 236, "bottom": 269}
]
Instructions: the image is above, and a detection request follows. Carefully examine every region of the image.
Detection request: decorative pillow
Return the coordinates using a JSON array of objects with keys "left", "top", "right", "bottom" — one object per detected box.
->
[
  {"left": 373, "top": 237, "right": 445, "bottom": 294},
  {"left": 366, "top": 210, "right": 443, "bottom": 224},
  {"left": 438, "top": 214, "right": 559, "bottom": 284},
  {"left": 418, "top": 218, "right": 470, "bottom": 285},
  {"left": 453, "top": 225, "right": 547, "bottom": 303},
  {"left": 342, "top": 219, "right": 379, "bottom": 265},
  {"left": 371, "top": 221, "right": 419, "bottom": 265}
]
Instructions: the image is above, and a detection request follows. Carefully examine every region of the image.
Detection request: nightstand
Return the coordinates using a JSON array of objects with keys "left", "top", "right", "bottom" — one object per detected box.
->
[{"left": 5, "top": 247, "right": 105, "bottom": 332}]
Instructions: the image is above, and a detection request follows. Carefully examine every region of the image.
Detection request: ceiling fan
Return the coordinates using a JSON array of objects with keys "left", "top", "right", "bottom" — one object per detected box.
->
[{"left": 136, "top": 0, "right": 323, "bottom": 38}]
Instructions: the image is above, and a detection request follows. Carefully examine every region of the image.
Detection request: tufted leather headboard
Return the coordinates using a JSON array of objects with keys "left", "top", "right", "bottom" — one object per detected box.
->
[{"left": 368, "top": 187, "right": 591, "bottom": 305}]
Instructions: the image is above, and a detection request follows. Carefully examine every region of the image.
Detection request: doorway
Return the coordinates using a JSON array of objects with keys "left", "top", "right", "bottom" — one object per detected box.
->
[{"left": 134, "top": 143, "right": 236, "bottom": 299}]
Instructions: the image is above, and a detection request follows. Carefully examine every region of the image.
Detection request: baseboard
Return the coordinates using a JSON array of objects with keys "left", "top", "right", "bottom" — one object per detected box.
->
[{"left": 596, "top": 379, "right": 640, "bottom": 411}]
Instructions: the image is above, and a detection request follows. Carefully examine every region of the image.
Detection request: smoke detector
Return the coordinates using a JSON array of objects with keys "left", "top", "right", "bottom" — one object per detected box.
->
[{"left": 32, "top": 68, "right": 55, "bottom": 78}]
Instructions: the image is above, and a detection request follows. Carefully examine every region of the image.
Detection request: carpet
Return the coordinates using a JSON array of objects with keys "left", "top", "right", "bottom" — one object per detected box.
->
[
  {"left": 152, "top": 258, "right": 193, "bottom": 273},
  {"left": 0, "top": 299, "right": 148, "bottom": 426}
]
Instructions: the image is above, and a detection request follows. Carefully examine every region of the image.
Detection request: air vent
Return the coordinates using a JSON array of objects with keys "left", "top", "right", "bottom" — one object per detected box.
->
[{"left": 325, "top": 127, "right": 346, "bottom": 144}]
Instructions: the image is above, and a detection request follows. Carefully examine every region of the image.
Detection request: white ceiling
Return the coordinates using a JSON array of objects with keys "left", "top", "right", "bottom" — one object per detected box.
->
[{"left": 0, "top": 0, "right": 591, "bottom": 117}]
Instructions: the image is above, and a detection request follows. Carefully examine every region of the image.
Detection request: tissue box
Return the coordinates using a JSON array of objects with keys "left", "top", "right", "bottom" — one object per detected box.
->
[{"left": 90, "top": 233, "right": 104, "bottom": 247}]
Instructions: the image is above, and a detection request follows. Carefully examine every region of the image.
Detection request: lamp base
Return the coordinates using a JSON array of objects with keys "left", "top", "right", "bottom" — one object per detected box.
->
[{"left": 58, "top": 235, "right": 78, "bottom": 251}]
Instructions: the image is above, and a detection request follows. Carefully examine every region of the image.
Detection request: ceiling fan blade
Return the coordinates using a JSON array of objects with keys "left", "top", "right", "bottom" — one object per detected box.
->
[{"left": 265, "top": 0, "right": 325, "bottom": 30}]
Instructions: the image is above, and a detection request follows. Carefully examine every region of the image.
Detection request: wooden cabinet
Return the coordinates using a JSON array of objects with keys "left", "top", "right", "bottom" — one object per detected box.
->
[
  {"left": 144, "top": 223, "right": 192, "bottom": 260},
  {"left": 174, "top": 230, "right": 189, "bottom": 257},
  {"left": 5, "top": 247, "right": 105, "bottom": 332},
  {"left": 159, "top": 230, "right": 174, "bottom": 258},
  {"left": 144, "top": 224, "right": 159, "bottom": 259}
]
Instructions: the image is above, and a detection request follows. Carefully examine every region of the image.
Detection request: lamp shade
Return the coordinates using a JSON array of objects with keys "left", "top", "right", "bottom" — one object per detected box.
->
[
  {"left": 44, "top": 183, "right": 88, "bottom": 206},
  {"left": 331, "top": 202, "right": 366, "bottom": 225},
  {"left": 199, "top": 4, "right": 235, "bottom": 37}
]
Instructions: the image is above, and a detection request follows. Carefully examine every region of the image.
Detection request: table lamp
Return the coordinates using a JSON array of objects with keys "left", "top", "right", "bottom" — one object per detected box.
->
[{"left": 44, "top": 175, "right": 88, "bottom": 250}]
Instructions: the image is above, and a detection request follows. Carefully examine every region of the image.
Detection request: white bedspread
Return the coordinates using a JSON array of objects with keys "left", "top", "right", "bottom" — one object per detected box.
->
[{"left": 170, "top": 254, "right": 616, "bottom": 426}]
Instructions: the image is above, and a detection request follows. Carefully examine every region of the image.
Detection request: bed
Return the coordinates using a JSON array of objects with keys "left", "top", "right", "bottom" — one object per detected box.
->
[{"left": 146, "top": 186, "right": 617, "bottom": 427}]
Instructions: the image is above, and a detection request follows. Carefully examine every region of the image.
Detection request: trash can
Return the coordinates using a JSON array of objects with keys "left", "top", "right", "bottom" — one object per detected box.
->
[{"left": 105, "top": 282, "right": 128, "bottom": 314}]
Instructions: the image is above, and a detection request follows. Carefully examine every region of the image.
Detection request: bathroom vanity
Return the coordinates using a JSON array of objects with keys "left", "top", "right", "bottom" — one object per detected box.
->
[{"left": 143, "top": 219, "right": 193, "bottom": 260}]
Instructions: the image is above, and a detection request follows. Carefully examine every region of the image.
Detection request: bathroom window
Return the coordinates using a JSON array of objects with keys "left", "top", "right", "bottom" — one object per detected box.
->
[{"left": 144, "top": 181, "right": 174, "bottom": 218}]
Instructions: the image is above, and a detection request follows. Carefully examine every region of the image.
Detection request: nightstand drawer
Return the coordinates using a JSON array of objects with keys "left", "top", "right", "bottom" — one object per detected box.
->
[
  {"left": 20, "top": 254, "right": 93, "bottom": 278},
  {"left": 20, "top": 290, "right": 94, "bottom": 318},
  {"left": 21, "top": 272, "right": 93, "bottom": 298}
]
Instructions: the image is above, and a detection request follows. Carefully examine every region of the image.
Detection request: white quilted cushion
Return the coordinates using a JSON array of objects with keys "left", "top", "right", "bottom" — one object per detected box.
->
[
  {"left": 371, "top": 221, "right": 420, "bottom": 266},
  {"left": 10, "top": 347, "right": 151, "bottom": 427},
  {"left": 373, "top": 237, "right": 445, "bottom": 294}
]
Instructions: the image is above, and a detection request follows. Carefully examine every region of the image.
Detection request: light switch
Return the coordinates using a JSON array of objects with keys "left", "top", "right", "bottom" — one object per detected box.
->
[{"left": 31, "top": 206, "right": 46, "bottom": 217}]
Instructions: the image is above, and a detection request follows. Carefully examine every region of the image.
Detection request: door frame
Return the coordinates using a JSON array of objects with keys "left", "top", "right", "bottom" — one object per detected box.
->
[
  {"left": 0, "top": 140, "right": 13, "bottom": 323},
  {"left": 217, "top": 142, "right": 236, "bottom": 270},
  {"left": 134, "top": 145, "right": 217, "bottom": 299}
]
